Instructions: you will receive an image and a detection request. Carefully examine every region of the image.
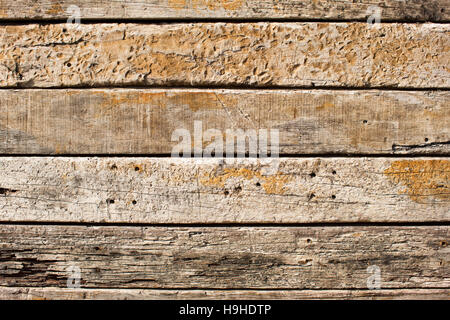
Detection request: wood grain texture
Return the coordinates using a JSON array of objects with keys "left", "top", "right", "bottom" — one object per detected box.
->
[
  {"left": 1, "top": 287, "right": 449, "bottom": 300},
  {"left": 0, "top": 225, "right": 448, "bottom": 288},
  {"left": 0, "top": 0, "right": 448, "bottom": 21},
  {"left": 0, "top": 89, "right": 449, "bottom": 155},
  {"left": 1, "top": 23, "right": 448, "bottom": 88},
  {"left": 0, "top": 157, "right": 448, "bottom": 223}
]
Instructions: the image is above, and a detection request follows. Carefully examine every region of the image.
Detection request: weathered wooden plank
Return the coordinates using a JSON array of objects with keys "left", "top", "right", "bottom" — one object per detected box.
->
[
  {"left": 1, "top": 23, "right": 448, "bottom": 88},
  {"left": 0, "top": 225, "right": 447, "bottom": 288},
  {"left": 1, "top": 89, "right": 448, "bottom": 155},
  {"left": 1, "top": 287, "right": 449, "bottom": 300},
  {"left": 0, "top": 0, "right": 448, "bottom": 21},
  {"left": 0, "top": 157, "right": 448, "bottom": 223}
]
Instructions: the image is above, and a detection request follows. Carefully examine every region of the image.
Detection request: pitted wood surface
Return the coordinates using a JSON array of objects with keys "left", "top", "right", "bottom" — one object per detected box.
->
[
  {"left": 0, "top": 225, "right": 448, "bottom": 289},
  {"left": 1, "top": 287, "right": 449, "bottom": 300},
  {"left": 0, "top": 89, "right": 448, "bottom": 155},
  {"left": 1, "top": 23, "right": 448, "bottom": 88},
  {"left": 0, "top": 0, "right": 448, "bottom": 21},
  {"left": 0, "top": 157, "right": 448, "bottom": 223}
]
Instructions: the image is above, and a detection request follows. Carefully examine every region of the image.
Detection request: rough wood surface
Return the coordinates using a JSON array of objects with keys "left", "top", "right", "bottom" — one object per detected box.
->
[
  {"left": 1, "top": 287, "right": 449, "bottom": 300},
  {"left": 0, "top": 89, "right": 448, "bottom": 155},
  {"left": 1, "top": 23, "right": 448, "bottom": 88},
  {"left": 0, "top": 225, "right": 448, "bottom": 289},
  {"left": 0, "top": 157, "right": 448, "bottom": 223},
  {"left": 0, "top": 0, "right": 448, "bottom": 21}
]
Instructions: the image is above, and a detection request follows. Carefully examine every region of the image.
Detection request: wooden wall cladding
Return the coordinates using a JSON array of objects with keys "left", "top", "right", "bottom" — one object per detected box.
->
[{"left": 0, "top": 0, "right": 448, "bottom": 300}]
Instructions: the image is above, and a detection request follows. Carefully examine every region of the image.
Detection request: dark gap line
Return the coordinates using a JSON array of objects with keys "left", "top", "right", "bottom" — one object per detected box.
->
[
  {"left": 0, "top": 154, "right": 448, "bottom": 158},
  {"left": 0, "top": 18, "right": 449, "bottom": 25},
  {"left": 0, "top": 85, "right": 449, "bottom": 91},
  {"left": 0, "top": 221, "right": 448, "bottom": 228}
]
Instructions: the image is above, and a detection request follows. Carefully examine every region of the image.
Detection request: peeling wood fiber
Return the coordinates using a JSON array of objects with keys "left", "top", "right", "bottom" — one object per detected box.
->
[{"left": 0, "top": 225, "right": 448, "bottom": 289}]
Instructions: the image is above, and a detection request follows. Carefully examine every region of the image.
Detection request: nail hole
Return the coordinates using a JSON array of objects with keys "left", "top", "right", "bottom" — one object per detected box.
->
[
  {"left": 332, "top": 170, "right": 337, "bottom": 175},
  {"left": 424, "top": 138, "right": 429, "bottom": 142},
  {"left": 66, "top": 63, "right": 71, "bottom": 67},
  {"left": 106, "top": 199, "right": 115, "bottom": 204},
  {"left": 331, "top": 195, "right": 336, "bottom": 199},
  {"left": 94, "top": 246, "right": 100, "bottom": 251},
  {"left": 255, "top": 182, "right": 261, "bottom": 187},
  {"left": 224, "top": 190, "right": 229, "bottom": 196},
  {"left": 363, "top": 120, "right": 368, "bottom": 124},
  {"left": 111, "top": 164, "right": 117, "bottom": 170},
  {"left": 309, "top": 172, "right": 316, "bottom": 178},
  {"left": 62, "top": 28, "right": 67, "bottom": 33},
  {"left": 440, "top": 241, "right": 447, "bottom": 247},
  {"left": 132, "top": 200, "right": 137, "bottom": 205},
  {"left": 306, "top": 238, "right": 312, "bottom": 243},
  {"left": 135, "top": 167, "right": 140, "bottom": 171}
]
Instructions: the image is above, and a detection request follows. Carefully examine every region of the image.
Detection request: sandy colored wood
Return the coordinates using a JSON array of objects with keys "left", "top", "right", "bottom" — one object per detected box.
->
[
  {"left": 1, "top": 23, "right": 448, "bottom": 88},
  {"left": 0, "top": 89, "right": 448, "bottom": 155},
  {"left": 0, "top": 287, "right": 448, "bottom": 300},
  {"left": 0, "top": 0, "right": 448, "bottom": 21},
  {"left": 0, "top": 157, "right": 448, "bottom": 223},
  {"left": 0, "top": 225, "right": 448, "bottom": 289}
]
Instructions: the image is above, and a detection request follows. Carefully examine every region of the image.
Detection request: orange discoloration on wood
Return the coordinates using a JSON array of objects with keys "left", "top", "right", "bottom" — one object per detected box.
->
[
  {"left": 46, "top": 2, "right": 63, "bottom": 15},
  {"left": 201, "top": 167, "right": 291, "bottom": 195},
  {"left": 384, "top": 160, "right": 450, "bottom": 203},
  {"left": 316, "top": 101, "right": 334, "bottom": 111},
  {"left": 168, "top": 0, "right": 244, "bottom": 11}
]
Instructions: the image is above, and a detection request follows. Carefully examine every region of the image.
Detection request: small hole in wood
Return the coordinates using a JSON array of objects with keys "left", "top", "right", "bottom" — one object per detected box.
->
[
  {"left": 224, "top": 190, "right": 229, "bottom": 196},
  {"left": 135, "top": 167, "right": 140, "bottom": 171},
  {"left": 62, "top": 28, "right": 67, "bottom": 33},
  {"left": 332, "top": 170, "right": 337, "bottom": 175},
  {"left": 331, "top": 195, "right": 336, "bottom": 199},
  {"left": 66, "top": 63, "right": 71, "bottom": 67},
  {"left": 111, "top": 164, "right": 117, "bottom": 170},
  {"left": 106, "top": 199, "right": 115, "bottom": 204},
  {"left": 255, "top": 182, "right": 261, "bottom": 187},
  {"left": 234, "top": 186, "right": 242, "bottom": 192},
  {"left": 132, "top": 200, "right": 137, "bottom": 205},
  {"left": 309, "top": 172, "right": 316, "bottom": 178},
  {"left": 363, "top": 120, "right": 368, "bottom": 124},
  {"left": 424, "top": 138, "right": 429, "bottom": 142},
  {"left": 306, "top": 239, "right": 312, "bottom": 243},
  {"left": 308, "top": 193, "right": 315, "bottom": 201},
  {"left": 440, "top": 241, "right": 447, "bottom": 247}
]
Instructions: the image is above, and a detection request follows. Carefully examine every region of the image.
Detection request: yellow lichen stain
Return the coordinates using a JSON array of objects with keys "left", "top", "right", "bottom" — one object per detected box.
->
[
  {"left": 316, "top": 101, "right": 334, "bottom": 111},
  {"left": 171, "top": 92, "right": 222, "bottom": 112},
  {"left": 168, "top": 0, "right": 244, "bottom": 11},
  {"left": 384, "top": 160, "right": 449, "bottom": 203},
  {"left": 200, "top": 167, "right": 291, "bottom": 195}
]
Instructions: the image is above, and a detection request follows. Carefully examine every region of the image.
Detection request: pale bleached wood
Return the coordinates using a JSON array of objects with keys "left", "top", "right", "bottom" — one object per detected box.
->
[
  {"left": 1, "top": 287, "right": 449, "bottom": 300},
  {"left": 0, "top": 0, "right": 448, "bottom": 21},
  {"left": 0, "top": 89, "right": 448, "bottom": 155},
  {"left": 0, "top": 157, "right": 448, "bottom": 223},
  {"left": 1, "top": 23, "right": 448, "bottom": 88},
  {"left": 0, "top": 225, "right": 448, "bottom": 288}
]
